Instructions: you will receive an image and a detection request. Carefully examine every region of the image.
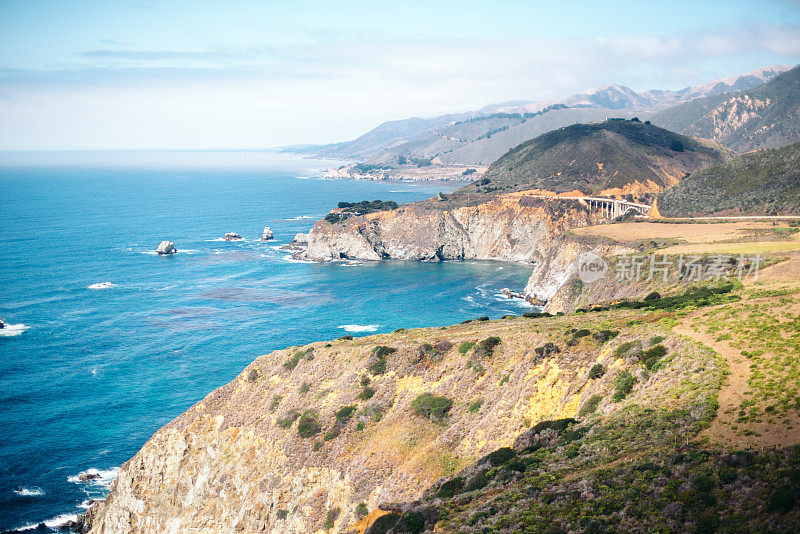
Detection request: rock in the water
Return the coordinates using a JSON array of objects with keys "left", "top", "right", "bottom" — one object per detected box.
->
[
  {"left": 78, "top": 472, "right": 101, "bottom": 482},
  {"left": 0, "top": 317, "right": 4, "bottom": 329},
  {"left": 223, "top": 233, "right": 243, "bottom": 241},
  {"left": 155, "top": 241, "right": 177, "bottom": 255},
  {"left": 260, "top": 227, "right": 274, "bottom": 241}
]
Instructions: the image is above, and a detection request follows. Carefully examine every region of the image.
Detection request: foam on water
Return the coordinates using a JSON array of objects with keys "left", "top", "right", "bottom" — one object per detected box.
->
[
  {"left": 338, "top": 324, "right": 381, "bottom": 333},
  {"left": 0, "top": 323, "right": 30, "bottom": 337},
  {"left": 88, "top": 282, "right": 115, "bottom": 289},
  {"left": 68, "top": 467, "right": 120, "bottom": 487},
  {"left": 286, "top": 215, "right": 315, "bottom": 220},
  {"left": 13, "top": 487, "right": 45, "bottom": 497}
]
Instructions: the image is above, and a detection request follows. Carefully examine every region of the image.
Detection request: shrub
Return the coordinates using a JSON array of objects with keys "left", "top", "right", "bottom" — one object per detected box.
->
[
  {"left": 277, "top": 410, "right": 300, "bottom": 428},
  {"left": 487, "top": 447, "right": 516, "bottom": 466},
  {"left": 433, "top": 340, "right": 452, "bottom": 353},
  {"left": 768, "top": 485, "right": 797, "bottom": 512},
  {"left": 458, "top": 341, "right": 476, "bottom": 354},
  {"left": 477, "top": 316, "right": 490, "bottom": 321},
  {"left": 269, "top": 394, "right": 282, "bottom": 412},
  {"left": 642, "top": 344, "right": 668, "bottom": 370},
  {"left": 475, "top": 336, "right": 501, "bottom": 357},
  {"left": 359, "top": 387, "right": 375, "bottom": 400},
  {"left": 614, "top": 340, "right": 642, "bottom": 359},
  {"left": 368, "top": 346, "right": 396, "bottom": 375},
  {"left": 534, "top": 342, "right": 560, "bottom": 360},
  {"left": 593, "top": 329, "right": 619, "bottom": 342},
  {"left": 393, "top": 328, "right": 407, "bottom": 333},
  {"left": 335, "top": 404, "right": 357, "bottom": 423},
  {"left": 402, "top": 511, "right": 425, "bottom": 534},
  {"left": 339, "top": 335, "right": 353, "bottom": 341},
  {"left": 355, "top": 502, "right": 369, "bottom": 518},
  {"left": 247, "top": 368, "right": 259, "bottom": 381},
  {"left": 588, "top": 364, "right": 606, "bottom": 379},
  {"left": 276, "top": 509, "right": 288, "bottom": 520},
  {"left": 412, "top": 393, "right": 454, "bottom": 420},
  {"left": 644, "top": 291, "right": 661, "bottom": 301},
  {"left": 297, "top": 411, "right": 321, "bottom": 438},
  {"left": 579, "top": 394, "right": 603, "bottom": 416},
  {"left": 572, "top": 329, "right": 592, "bottom": 338},
  {"left": 437, "top": 477, "right": 464, "bottom": 498},
  {"left": 323, "top": 428, "right": 339, "bottom": 441},
  {"left": 523, "top": 311, "right": 552, "bottom": 318},
  {"left": 299, "top": 382, "right": 311, "bottom": 394},
  {"left": 284, "top": 352, "right": 302, "bottom": 370},
  {"left": 360, "top": 375, "right": 370, "bottom": 387},
  {"left": 323, "top": 507, "right": 340, "bottom": 530},
  {"left": 468, "top": 398, "right": 484, "bottom": 413},
  {"left": 613, "top": 371, "right": 637, "bottom": 402}
]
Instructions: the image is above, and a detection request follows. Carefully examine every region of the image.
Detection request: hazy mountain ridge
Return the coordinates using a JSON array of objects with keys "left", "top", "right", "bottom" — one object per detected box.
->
[
  {"left": 650, "top": 65, "right": 800, "bottom": 152},
  {"left": 288, "top": 65, "right": 790, "bottom": 166}
]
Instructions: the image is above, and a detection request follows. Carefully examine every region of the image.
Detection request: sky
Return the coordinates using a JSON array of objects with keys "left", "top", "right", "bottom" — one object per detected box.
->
[{"left": 1, "top": 0, "right": 799, "bottom": 150}]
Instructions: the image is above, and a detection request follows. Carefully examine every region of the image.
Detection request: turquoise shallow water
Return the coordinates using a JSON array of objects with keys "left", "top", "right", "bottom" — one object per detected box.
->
[{"left": 0, "top": 151, "right": 535, "bottom": 531}]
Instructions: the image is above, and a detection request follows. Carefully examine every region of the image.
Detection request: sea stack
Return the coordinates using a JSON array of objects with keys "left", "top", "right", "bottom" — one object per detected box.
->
[
  {"left": 0, "top": 317, "right": 4, "bottom": 329},
  {"left": 260, "top": 226, "right": 274, "bottom": 241},
  {"left": 223, "top": 233, "right": 243, "bottom": 241},
  {"left": 155, "top": 241, "right": 177, "bottom": 255}
]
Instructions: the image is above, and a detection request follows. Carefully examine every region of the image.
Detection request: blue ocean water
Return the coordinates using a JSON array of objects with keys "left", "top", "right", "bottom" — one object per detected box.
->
[{"left": 0, "top": 151, "right": 535, "bottom": 531}]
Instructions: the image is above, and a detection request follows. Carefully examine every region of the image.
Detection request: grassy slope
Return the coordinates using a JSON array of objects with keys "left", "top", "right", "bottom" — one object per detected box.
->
[
  {"left": 650, "top": 65, "right": 800, "bottom": 152},
  {"left": 657, "top": 141, "right": 800, "bottom": 217},
  {"left": 358, "top": 269, "right": 800, "bottom": 534}
]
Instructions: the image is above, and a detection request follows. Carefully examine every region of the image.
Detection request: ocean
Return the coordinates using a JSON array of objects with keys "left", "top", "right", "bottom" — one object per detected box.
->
[{"left": 0, "top": 150, "right": 536, "bottom": 531}]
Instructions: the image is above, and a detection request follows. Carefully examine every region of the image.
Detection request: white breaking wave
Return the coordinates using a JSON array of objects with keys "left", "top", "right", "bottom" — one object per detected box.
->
[
  {"left": 282, "top": 254, "right": 315, "bottom": 264},
  {"left": 286, "top": 215, "right": 315, "bottom": 221},
  {"left": 338, "top": 324, "right": 381, "bottom": 333},
  {"left": 88, "top": 282, "right": 115, "bottom": 289},
  {"left": 13, "top": 487, "right": 45, "bottom": 497},
  {"left": 0, "top": 323, "right": 30, "bottom": 337},
  {"left": 17, "top": 513, "right": 78, "bottom": 531},
  {"left": 68, "top": 467, "right": 120, "bottom": 487}
]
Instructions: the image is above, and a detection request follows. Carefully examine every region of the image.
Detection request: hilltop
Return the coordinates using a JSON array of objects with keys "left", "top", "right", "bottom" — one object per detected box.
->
[
  {"left": 657, "top": 141, "right": 800, "bottom": 217},
  {"left": 451, "top": 119, "right": 729, "bottom": 202},
  {"left": 651, "top": 65, "right": 800, "bottom": 152}
]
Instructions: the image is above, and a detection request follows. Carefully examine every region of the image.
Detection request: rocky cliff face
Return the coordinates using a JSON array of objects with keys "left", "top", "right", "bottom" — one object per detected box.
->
[
  {"left": 82, "top": 319, "right": 614, "bottom": 533},
  {"left": 298, "top": 192, "right": 600, "bottom": 264}
]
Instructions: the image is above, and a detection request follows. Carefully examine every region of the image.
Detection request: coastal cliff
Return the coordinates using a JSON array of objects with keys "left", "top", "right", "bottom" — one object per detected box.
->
[
  {"left": 82, "top": 317, "right": 626, "bottom": 533},
  {"left": 298, "top": 192, "right": 601, "bottom": 263}
]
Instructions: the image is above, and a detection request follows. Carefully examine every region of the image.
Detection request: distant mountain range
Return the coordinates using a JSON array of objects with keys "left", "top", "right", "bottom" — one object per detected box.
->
[
  {"left": 650, "top": 65, "right": 800, "bottom": 152},
  {"left": 290, "top": 65, "right": 793, "bottom": 166}
]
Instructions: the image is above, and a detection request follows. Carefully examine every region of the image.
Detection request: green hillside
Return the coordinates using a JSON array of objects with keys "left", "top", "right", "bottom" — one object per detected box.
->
[
  {"left": 657, "top": 141, "right": 800, "bottom": 217},
  {"left": 651, "top": 65, "right": 800, "bottom": 152},
  {"left": 450, "top": 119, "right": 728, "bottom": 200}
]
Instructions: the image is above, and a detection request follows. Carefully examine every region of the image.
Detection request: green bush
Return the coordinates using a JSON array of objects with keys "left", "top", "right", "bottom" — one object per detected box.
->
[
  {"left": 297, "top": 411, "right": 322, "bottom": 438},
  {"left": 269, "top": 394, "right": 283, "bottom": 412},
  {"left": 283, "top": 352, "right": 302, "bottom": 371},
  {"left": 355, "top": 502, "right": 369, "bottom": 518},
  {"left": 458, "top": 341, "right": 476, "bottom": 354},
  {"left": 323, "top": 507, "right": 340, "bottom": 530},
  {"left": 299, "top": 382, "right": 311, "bottom": 394},
  {"left": 644, "top": 291, "right": 661, "bottom": 301},
  {"left": 437, "top": 477, "right": 464, "bottom": 498},
  {"left": 335, "top": 404, "right": 357, "bottom": 423},
  {"left": 613, "top": 371, "right": 637, "bottom": 402},
  {"left": 412, "top": 393, "right": 454, "bottom": 420},
  {"left": 588, "top": 364, "right": 606, "bottom": 379},
  {"left": 323, "top": 428, "right": 339, "bottom": 441},
  {"left": 534, "top": 342, "right": 560, "bottom": 360},
  {"left": 468, "top": 398, "right": 484, "bottom": 413},
  {"left": 614, "top": 340, "right": 642, "bottom": 359},
  {"left": 593, "top": 329, "right": 619, "bottom": 342},
  {"left": 276, "top": 509, "right": 288, "bottom": 520},
  {"left": 642, "top": 344, "right": 668, "bottom": 370},
  {"left": 579, "top": 394, "right": 603, "bottom": 416},
  {"left": 477, "top": 316, "right": 490, "bottom": 321},
  {"left": 402, "top": 511, "right": 425, "bottom": 534},
  {"left": 368, "top": 346, "right": 396, "bottom": 375},
  {"left": 487, "top": 447, "right": 516, "bottom": 466},
  {"left": 768, "top": 485, "right": 797, "bottom": 512},
  {"left": 475, "top": 336, "right": 501, "bottom": 357},
  {"left": 523, "top": 311, "right": 552, "bottom": 318},
  {"left": 277, "top": 410, "right": 300, "bottom": 428},
  {"left": 359, "top": 386, "right": 375, "bottom": 400}
]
